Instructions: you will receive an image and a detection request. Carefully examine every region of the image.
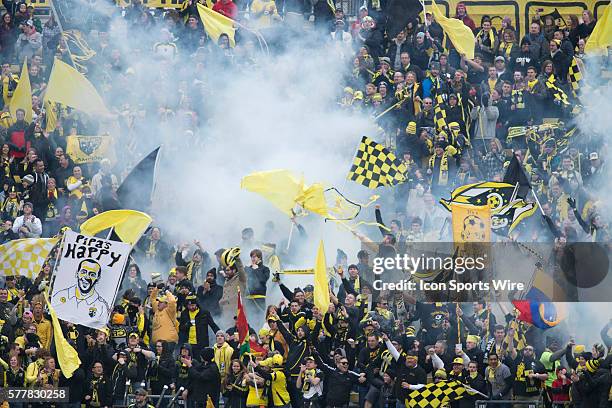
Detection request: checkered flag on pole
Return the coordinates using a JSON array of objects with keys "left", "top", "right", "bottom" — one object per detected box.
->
[
  {"left": 433, "top": 93, "right": 448, "bottom": 132},
  {"left": 347, "top": 136, "right": 407, "bottom": 189},
  {"left": 545, "top": 74, "right": 570, "bottom": 105},
  {"left": 0, "top": 238, "right": 59, "bottom": 278},
  {"left": 406, "top": 380, "right": 481, "bottom": 407},
  {"left": 568, "top": 57, "right": 583, "bottom": 95}
]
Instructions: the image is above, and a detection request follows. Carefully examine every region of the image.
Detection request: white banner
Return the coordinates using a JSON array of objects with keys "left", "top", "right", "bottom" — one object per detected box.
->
[{"left": 50, "top": 230, "right": 131, "bottom": 329}]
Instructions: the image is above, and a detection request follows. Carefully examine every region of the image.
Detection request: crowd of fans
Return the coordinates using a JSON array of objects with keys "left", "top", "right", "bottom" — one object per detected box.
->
[{"left": 0, "top": 0, "right": 611, "bottom": 407}]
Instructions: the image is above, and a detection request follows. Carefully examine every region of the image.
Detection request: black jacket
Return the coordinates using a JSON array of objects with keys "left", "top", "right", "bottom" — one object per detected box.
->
[
  {"left": 277, "top": 316, "right": 320, "bottom": 377},
  {"left": 386, "top": 41, "right": 411, "bottom": 68},
  {"left": 575, "top": 368, "right": 612, "bottom": 408},
  {"left": 149, "top": 354, "right": 176, "bottom": 395},
  {"left": 178, "top": 306, "right": 220, "bottom": 347},
  {"left": 223, "top": 372, "right": 248, "bottom": 408},
  {"left": 187, "top": 361, "right": 221, "bottom": 405},
  {"left": 550, "top": 50, "right": 570, "bottom": 83},
  {"left": 85, "top": 374, "right": 113, "bottom": 407},
  {"left": 314, "top": 352, "right": 363, "bottom": 406},
  {"left": 197, "top": 282, "right": 223, "bottom": 317},
  {"left": 245, "top": 262, "right": 270, "bottom": 298}
]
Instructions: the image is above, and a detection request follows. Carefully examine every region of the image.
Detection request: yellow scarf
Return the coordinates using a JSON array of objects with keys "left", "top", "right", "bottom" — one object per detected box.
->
[
  {"left": 477, "top": 29, "right": 496, "bottom": 47},
  {"left": 488, "top": 362, "right": 499, "bottom": 381},
  {"left": 500, "top": 42, "right": 514, "bottom": 59},
  {"left": 429, "top": 152, "right": 449, "bottom": 185},
  {"left": 527, "top": 78, "right": 538, "bottom": 92}
]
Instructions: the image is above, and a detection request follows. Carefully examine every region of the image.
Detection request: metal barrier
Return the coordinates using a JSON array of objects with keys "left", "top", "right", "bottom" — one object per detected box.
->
[
  {"left": 475, "top": 400, "right": 542, "bottom": 408},
  {"left": 125, "top": 394, "right": 186, "bottom": 407}
]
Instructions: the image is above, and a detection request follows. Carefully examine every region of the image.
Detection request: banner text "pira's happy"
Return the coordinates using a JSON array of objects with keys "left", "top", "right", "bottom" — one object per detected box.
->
[{"left": 63, "top": 234, "right": 122, "bottom": 267}]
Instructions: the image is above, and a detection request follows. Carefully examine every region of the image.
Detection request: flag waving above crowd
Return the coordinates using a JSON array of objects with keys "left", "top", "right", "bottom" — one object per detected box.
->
[{"left": 0, "top": 0, "right": 610, "bottom": 405}]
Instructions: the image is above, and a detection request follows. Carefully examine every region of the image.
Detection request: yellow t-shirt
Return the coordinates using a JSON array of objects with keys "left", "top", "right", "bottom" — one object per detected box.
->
[
  {"left": 488, "top": 79, "right": 497, "bottom": 93},
  {"left": 188, "top": 310, "right": 197, "bottom": 344}
]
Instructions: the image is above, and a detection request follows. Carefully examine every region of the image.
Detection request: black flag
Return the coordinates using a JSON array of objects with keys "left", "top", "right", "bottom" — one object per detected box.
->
[
  {"left": 117, "top": 147, "right": 160, "bottom": 213},
  {"left": 503, "top": 153, "right": 531, "bottom": 199},
  {"left": 385, "top": 0, "right": 422, "bottom": 39}
]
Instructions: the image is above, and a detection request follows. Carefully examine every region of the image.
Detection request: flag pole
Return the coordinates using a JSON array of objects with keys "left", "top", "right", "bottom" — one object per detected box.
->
[
  {"left": 529, "top": 188, "right": 546, "bottom": 216},
  {"left": 286, "top": 220, "right": 295, "bottom": 251},
  {"left": 250, "top": 356, "right": 260, "bottom": 398}
]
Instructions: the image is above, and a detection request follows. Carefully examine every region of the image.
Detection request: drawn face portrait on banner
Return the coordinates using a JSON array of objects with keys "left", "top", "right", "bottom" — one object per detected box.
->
[
  {"left": 51, "top": 230, "right": 131, "bottom": 329},
  {"left": 77, "top": 259, "right": 102, "bottom": 295}
]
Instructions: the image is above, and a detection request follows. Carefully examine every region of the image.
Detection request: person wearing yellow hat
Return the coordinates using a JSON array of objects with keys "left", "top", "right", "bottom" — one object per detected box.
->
[
  {"left": 465, "top": 334, "right": 485, "bottom": 373},
  {"left": 433, "top": 368, "right": 447, "bottom": 382},
  {"left": 219, "top": 253, "right": 247, "bottom": 319},
  {"left": 150, "top": 286, "right": 179, "bottom": 349},
  {"left": 448, "top": 356, "right": 469, "bottom": 383},
  {"left": 251, "top": 352, "right": 290, "bottom": 407}
]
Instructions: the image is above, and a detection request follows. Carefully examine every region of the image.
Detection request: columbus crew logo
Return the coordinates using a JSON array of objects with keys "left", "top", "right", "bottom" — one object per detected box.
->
[{"left": 461, "top": 215, "right": 487, "bottom": 241}]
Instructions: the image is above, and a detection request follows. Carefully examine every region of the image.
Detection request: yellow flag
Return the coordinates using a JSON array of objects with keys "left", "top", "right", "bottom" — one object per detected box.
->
[
  {"left": 66, "top": 135, "right": 115, "bottom": 164},
  {"left": 205, "top": 0, "right": 213, "bottom": 7},
  {"left": 9, "top": 59, "right": 32, "bottom": 123},
  {"left": 44, "top": 58, "right": 110, "bottom": 116},
  {"left": 45, "top": 295, "right": 81, "bottom": 378},
  {"left": 80, "top": 210, "right": 152, "bottom": 246},
  {"left": 241, "top": 170, "right": 332, "bottom": 218},
  {"left": 241, "top": 170, "right": 305, "bottom": 216},
  {"left": 451, "top": 203, "right": 491, "bottom": 242},
  {"left": 297, "top": 183, "right": 329, "bottom": 218},
  {"left": 585, "top": 3, "right": 612, "bottom": 56},
  {"left": 197, "top": 3, "right": 236, "bottom": 47},
  {"left": 313, "top": 240, "right": 330, "bottom": 313},
  {"left": 44, "top": 100, "right": 59, "bottom": 132},
  {"left": 430, "top": 0, "right": 475, "bottom": 60}
]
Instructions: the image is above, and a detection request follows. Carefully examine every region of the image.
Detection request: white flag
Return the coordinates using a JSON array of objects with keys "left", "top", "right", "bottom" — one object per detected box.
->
[{"left": 50, "top": 230, "right": 131, "bottom": 329}]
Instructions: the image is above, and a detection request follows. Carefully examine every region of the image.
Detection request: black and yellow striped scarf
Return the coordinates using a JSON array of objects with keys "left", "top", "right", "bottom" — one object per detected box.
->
[
  {"left": 511, "top": 90, "right": 525, "bottom": 109},
  {"left": 429, "top": 152, "right": 449, "bottom": 185},
  {"left": 399, "top": 83, "right": 422, "bottom": 114}
]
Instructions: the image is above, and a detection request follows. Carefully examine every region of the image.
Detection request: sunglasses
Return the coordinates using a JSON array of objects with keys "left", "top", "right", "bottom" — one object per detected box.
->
[{"left": 339, "top": 361, "right": 349, "bottom": 365}]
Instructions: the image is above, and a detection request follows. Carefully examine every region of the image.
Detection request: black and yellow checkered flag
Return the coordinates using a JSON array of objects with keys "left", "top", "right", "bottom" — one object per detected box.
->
[
  {"left": 406, "top": 380, "right": 470, "bottom": 408},
  {"left": 433, "top": 93, "right": 448, "bottom": 132},
  {"left": 568, "top": 57, "right": 583, "bottom": 94},
  {"left": 347, "top": 136, "right": 407, "bottom": 189},
  {"left": 545, "top": 74, "right": 570, "bottom": 105}
]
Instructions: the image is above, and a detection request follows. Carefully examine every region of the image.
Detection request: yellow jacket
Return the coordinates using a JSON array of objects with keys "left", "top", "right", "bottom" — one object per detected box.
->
[
  {"left": 151, "top": 289, "right": 179, "bottom": 344},
  {"left": 250, "top": 0, "right": 279, "bottom": 29},
  {"left": 246, "top": 380, "right": 268, "bottom": 407},
  {"left": 266, "top": 369, "right": 290, "bottom": 407},
  {"left": 213, "top": 342, "right": 234, "bottom": 383},
  {"left": 25, "top": 359, "right": 44, "bottom": 387},
  {"left": 33, "top": 317, "right": 53, "bottom": 350}
]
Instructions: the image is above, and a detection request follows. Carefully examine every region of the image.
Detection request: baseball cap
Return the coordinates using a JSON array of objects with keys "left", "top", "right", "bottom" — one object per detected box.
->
[
  {"left": 452, "top": 357, "right": 464, "bottom": 365},
  {"left": 495, "top": 56, "right": 505, "bottom": 63},
  {"left": 590, "top": 152, "right": 599, "bottom": 160},
  {"left": 416, "top": 32, "right": 425, "bottom": 39},
  {"left": 134, "top": 388, "right": 148, "bottom": 396},
  {"left": 25, "top": 20, "right": 34, "bottom": 27}
]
